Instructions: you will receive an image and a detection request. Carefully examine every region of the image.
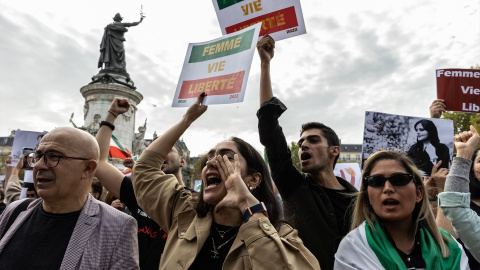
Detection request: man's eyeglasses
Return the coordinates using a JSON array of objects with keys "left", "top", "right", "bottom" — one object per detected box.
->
[
  {"left": 27, "top": 152, "right": 89, "bottom": 168},
  {"left": 364, "top": 173, "right": 414, "bottom": 188}
]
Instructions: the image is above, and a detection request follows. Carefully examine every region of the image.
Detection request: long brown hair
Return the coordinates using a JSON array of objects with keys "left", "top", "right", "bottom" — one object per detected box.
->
[{"left": 351, "top": 150, "right": 450, "bottom": 257}]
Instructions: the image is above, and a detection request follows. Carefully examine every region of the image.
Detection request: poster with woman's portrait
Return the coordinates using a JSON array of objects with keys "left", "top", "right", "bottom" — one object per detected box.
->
[{"left": 361, "top": 111, "right": 454, "bottom": 176}]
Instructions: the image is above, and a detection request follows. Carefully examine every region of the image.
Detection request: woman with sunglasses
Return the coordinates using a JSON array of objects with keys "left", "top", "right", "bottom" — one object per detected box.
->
[
  {"left": 334, "top": 150, "right": 469, "bottom": 269},
  {"left": 132, "top": 94, "right": 320, "bottom": 270}
]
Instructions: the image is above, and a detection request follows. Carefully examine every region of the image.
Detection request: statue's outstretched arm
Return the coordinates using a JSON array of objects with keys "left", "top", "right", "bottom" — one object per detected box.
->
[{"left": 123, "top": 17, "right": 144, "bottom": 27}]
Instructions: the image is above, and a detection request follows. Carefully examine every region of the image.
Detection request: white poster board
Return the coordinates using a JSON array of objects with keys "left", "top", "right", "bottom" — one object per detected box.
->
[
  {"left": 334, "top": 163, "right": 361, "bottom": 191},
  {"left": 212, "top": 0, "right": 306, "bottom": 41},
  {"left": 10, "top": 130, "right": 47, "bottom": 167},
  {"left": 362, "top": 111, "right": 454, "bottom": 177},
  {"left": 172, "top": 23, "right": 261, "bottom": 107}
]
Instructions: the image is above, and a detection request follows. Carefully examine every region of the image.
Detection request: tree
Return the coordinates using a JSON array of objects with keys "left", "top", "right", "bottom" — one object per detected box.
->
[
  {"left": 288, "top": 141, "right": 301, "bottom": 172},
  {"left": 190, "top": 154, "right": 206, "bottom": 183},
  {"left": 442, "top": 111, "right": 480, "bottom": 134}
]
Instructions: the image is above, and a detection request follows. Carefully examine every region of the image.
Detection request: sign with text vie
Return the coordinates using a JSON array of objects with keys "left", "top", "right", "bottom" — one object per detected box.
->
[
  {"left": 212, "top": 0, "right": 306, "bottom": 41},
  {"left": 436, "top": 69, "right": 480, "bottom": 113},
  {"left": 172, "top": 23, "right": 261, "bottom": 107}
]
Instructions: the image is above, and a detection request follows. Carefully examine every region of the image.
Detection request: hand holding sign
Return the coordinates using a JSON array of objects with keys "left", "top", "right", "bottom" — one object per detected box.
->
[{"left": 257, "top": 34, "right": 275, "bottom": 63}]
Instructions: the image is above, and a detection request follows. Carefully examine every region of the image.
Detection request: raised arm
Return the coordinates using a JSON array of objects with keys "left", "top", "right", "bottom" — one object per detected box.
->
[
  {"left": 257, "top": 35, "right": 275, "bottom": 105},
  {"left": 256, "top": 35, "right": 303, "bottom": 197},
  {"left": 3, "top": 156, "right": 12, "bottom": 190},
  {"left": 122, "top": 16, "right": 144, "bottom": 28},
  {"left": 132, "top": 94, "right": 207, "bottom": 231},
  {"left": 145, "top": 93, "right": 207, "bottom": 157},
  {"left": 5, "top": 155, "right": 24, "bottom": 204},
  {"left": 438, "top": 125, "right": 480, "bottom": 261},
  {"left": 95, "top": 98, "right": 131, "bottom": 198}
]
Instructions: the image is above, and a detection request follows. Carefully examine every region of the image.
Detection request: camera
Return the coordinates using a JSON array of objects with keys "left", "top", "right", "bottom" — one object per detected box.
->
[{"left": 22, "top": 147, "right": 34, "bottom": 170}]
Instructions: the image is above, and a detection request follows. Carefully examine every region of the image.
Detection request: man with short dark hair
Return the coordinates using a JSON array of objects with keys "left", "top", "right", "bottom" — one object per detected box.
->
[
  {"left": 256, "top": 35, "right": 357, "bottom": 270},
  {"left": 162, "top": 142, "right": 187, "bottom": 186},
  {"left": 90, "top": 178, "right": 103, "bottom": 200},
  {"left": 0, "top": 127, "right": 139, "bottom": 269},
  {"left": 25, "top": 186, "right": 38, "bottom": 199}
]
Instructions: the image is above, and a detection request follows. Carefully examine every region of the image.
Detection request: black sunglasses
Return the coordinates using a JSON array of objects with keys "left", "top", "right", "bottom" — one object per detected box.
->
[{"left": 365, "top": 173, "right": 414, "bottom": 188}]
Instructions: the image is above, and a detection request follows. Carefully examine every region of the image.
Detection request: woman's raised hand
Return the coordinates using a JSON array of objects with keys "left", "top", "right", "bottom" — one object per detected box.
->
[
  {"left": 454, "top": 125, "right": 480, "bottom": 159},
  {"left": 183, "top": 92, "right": 208, "bottom": 125},
  {"left": 214, "top": 154, "right": 259, "bottom": 214}
]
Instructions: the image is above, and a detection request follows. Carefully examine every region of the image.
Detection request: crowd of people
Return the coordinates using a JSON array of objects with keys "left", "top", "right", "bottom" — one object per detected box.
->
[{"left": 0, "top": 35, "right": 479, "bottom": 270}]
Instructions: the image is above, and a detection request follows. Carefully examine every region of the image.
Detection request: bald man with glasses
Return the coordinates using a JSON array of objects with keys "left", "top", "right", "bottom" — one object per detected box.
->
[{"left": 0, "top": 127, "right": 139, "bottom": 269}]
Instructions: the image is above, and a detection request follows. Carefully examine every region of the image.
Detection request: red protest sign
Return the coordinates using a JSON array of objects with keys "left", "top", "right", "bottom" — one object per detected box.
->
[
  {"left": 178, "top": 71, "right": 245, "bottom": 99},
  {"left": 436, "top": 69, "right": 480, "bottom": 113}
]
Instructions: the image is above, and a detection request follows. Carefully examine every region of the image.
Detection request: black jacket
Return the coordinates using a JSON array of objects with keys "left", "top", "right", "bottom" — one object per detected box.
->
[{"left": 257, "top": 97, "right": 357, "bottom": 270}]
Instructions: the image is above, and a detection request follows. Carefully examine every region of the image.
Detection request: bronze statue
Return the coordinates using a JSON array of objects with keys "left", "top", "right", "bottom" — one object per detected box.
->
[{"left": 98, "top": 13, "right": 145, "bottom": 75}]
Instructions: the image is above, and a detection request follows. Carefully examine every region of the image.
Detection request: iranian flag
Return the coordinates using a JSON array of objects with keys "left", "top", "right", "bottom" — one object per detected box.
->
[{"left": 110, "top": 135, "right": 132, "bottom": 159}]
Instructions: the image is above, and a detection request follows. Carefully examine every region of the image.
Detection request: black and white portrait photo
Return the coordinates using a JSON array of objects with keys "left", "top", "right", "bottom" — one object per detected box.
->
[{"left": 362, "top": 111, "right": 454, "bottom": 176}]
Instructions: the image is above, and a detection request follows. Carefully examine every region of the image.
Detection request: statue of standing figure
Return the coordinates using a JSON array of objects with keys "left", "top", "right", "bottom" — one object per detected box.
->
[
  {"left": 98, "top": 13, "right": 145, "bottom": 75},
  {"left": 133, "top": 119, "right": 148, "bottom": 156}
]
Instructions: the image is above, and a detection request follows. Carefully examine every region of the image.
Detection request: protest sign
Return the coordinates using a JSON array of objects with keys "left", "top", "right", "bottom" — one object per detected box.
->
[
  {"left": 362, "top": 111, "right": 454, "bottom": 177},
  {"left": 172, "top": 23, "right": 261, "bottom": 107},
  {"left": 436, "top": 69, "right": 480, "bottom": 113},
  {"left": 10, "top": 130, "right": 47, "bottom": 167},
  {"left": 194, "top": 180, "right": 202, "bottom": 192},
  {"left": 212, "top": 0, "right": 306, "bottom": 41},
  {"left": 334, "top": 163, "right": 361, "bottom": 190}
]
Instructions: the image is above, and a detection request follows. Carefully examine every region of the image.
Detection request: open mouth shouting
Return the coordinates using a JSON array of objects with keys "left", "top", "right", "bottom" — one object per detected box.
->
[
  {"left": 205, "top": 173, "right": 222, "bottom": 190},
  {"left": 300, "top": 152, "right": 312, "bottom": 164},
  {"left": 382, "top": 198, "right": 400, "bottom": 209}
]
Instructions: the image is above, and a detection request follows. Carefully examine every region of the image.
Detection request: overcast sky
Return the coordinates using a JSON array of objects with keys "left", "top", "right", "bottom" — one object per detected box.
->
[{"left": 0, "top": 0, "right": 478, "bottom": 156}]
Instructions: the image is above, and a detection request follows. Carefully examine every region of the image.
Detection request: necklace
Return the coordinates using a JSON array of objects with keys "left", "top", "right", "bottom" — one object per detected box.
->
[
  {"left": 211, "top": 233, "right": 237, "bottom": 259},
  {"left": 214, "top": 225, "right": 235, "bottom": 239}
]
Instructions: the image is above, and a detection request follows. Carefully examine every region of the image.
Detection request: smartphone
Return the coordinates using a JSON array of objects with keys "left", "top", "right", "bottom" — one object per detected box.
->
[{"left": 22, "top": 147, "right": 34, "bottom": 169}]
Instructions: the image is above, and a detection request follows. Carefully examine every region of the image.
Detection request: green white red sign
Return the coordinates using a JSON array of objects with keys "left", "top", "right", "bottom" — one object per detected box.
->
[
  {"left": 172, "top": 23, "right": 261, "bottom": 107},
  {"left": 212, "top": 0, "right": 306, "bottom": 41}
]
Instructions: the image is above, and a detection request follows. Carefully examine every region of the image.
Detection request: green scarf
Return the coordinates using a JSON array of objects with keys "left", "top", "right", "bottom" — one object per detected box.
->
[{"left": 365, "top": 221, "right": 462, "bottom": 270}]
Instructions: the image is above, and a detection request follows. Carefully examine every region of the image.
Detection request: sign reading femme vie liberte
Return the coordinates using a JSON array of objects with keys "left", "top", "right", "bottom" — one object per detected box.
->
[
  {"left": 212, "top": 0, "right": 306, "bottom": 41},
  {"left": 172, "top": 24, "right": 261, "bottom": 107},
  {"left": 436, "top": 69, "right": 480, "bottom": 113}
]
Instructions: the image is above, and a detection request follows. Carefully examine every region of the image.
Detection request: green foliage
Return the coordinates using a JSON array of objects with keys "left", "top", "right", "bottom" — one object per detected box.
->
[
  {"left": 442, "top": 111, "right": 480, "bottom": 134},
  {"left": 288, "top": 141, "right": 301, "bottom": 172},
  {"left": 190, "top": 156, "right": 204, "bottom": 182},
  {"left": 0, "top": 155, "right": 7, "bottom": 176}
]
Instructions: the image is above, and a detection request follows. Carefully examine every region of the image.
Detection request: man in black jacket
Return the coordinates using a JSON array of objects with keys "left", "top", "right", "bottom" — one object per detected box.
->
[{"left": 256, "top": 35, "right": 357, "bottom": 270}]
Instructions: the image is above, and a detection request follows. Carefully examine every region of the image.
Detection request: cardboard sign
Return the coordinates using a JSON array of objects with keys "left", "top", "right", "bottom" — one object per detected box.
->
[
  {"left": 436, "top": 69, "right": 480, "bottom": 113},
  {"left": 334, "top": 163, "right": 361, "bottom": 190},
  {"left": 362, "top": 111, "right": 454, "bottom": 177},
  {"left": 212, "top": 0, "right": 306, "bottom": 41},
  {"left": 10, "top": 130, "right": 47, "bottom": 167},
  {"left": 172, "top": 23, "right": 261, "bottom": 107}
]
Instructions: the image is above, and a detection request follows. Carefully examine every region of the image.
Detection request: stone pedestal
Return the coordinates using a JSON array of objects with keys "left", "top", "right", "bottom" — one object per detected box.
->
[{"left": 80, "top": 74, "right": 143, "bottom": 168}]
